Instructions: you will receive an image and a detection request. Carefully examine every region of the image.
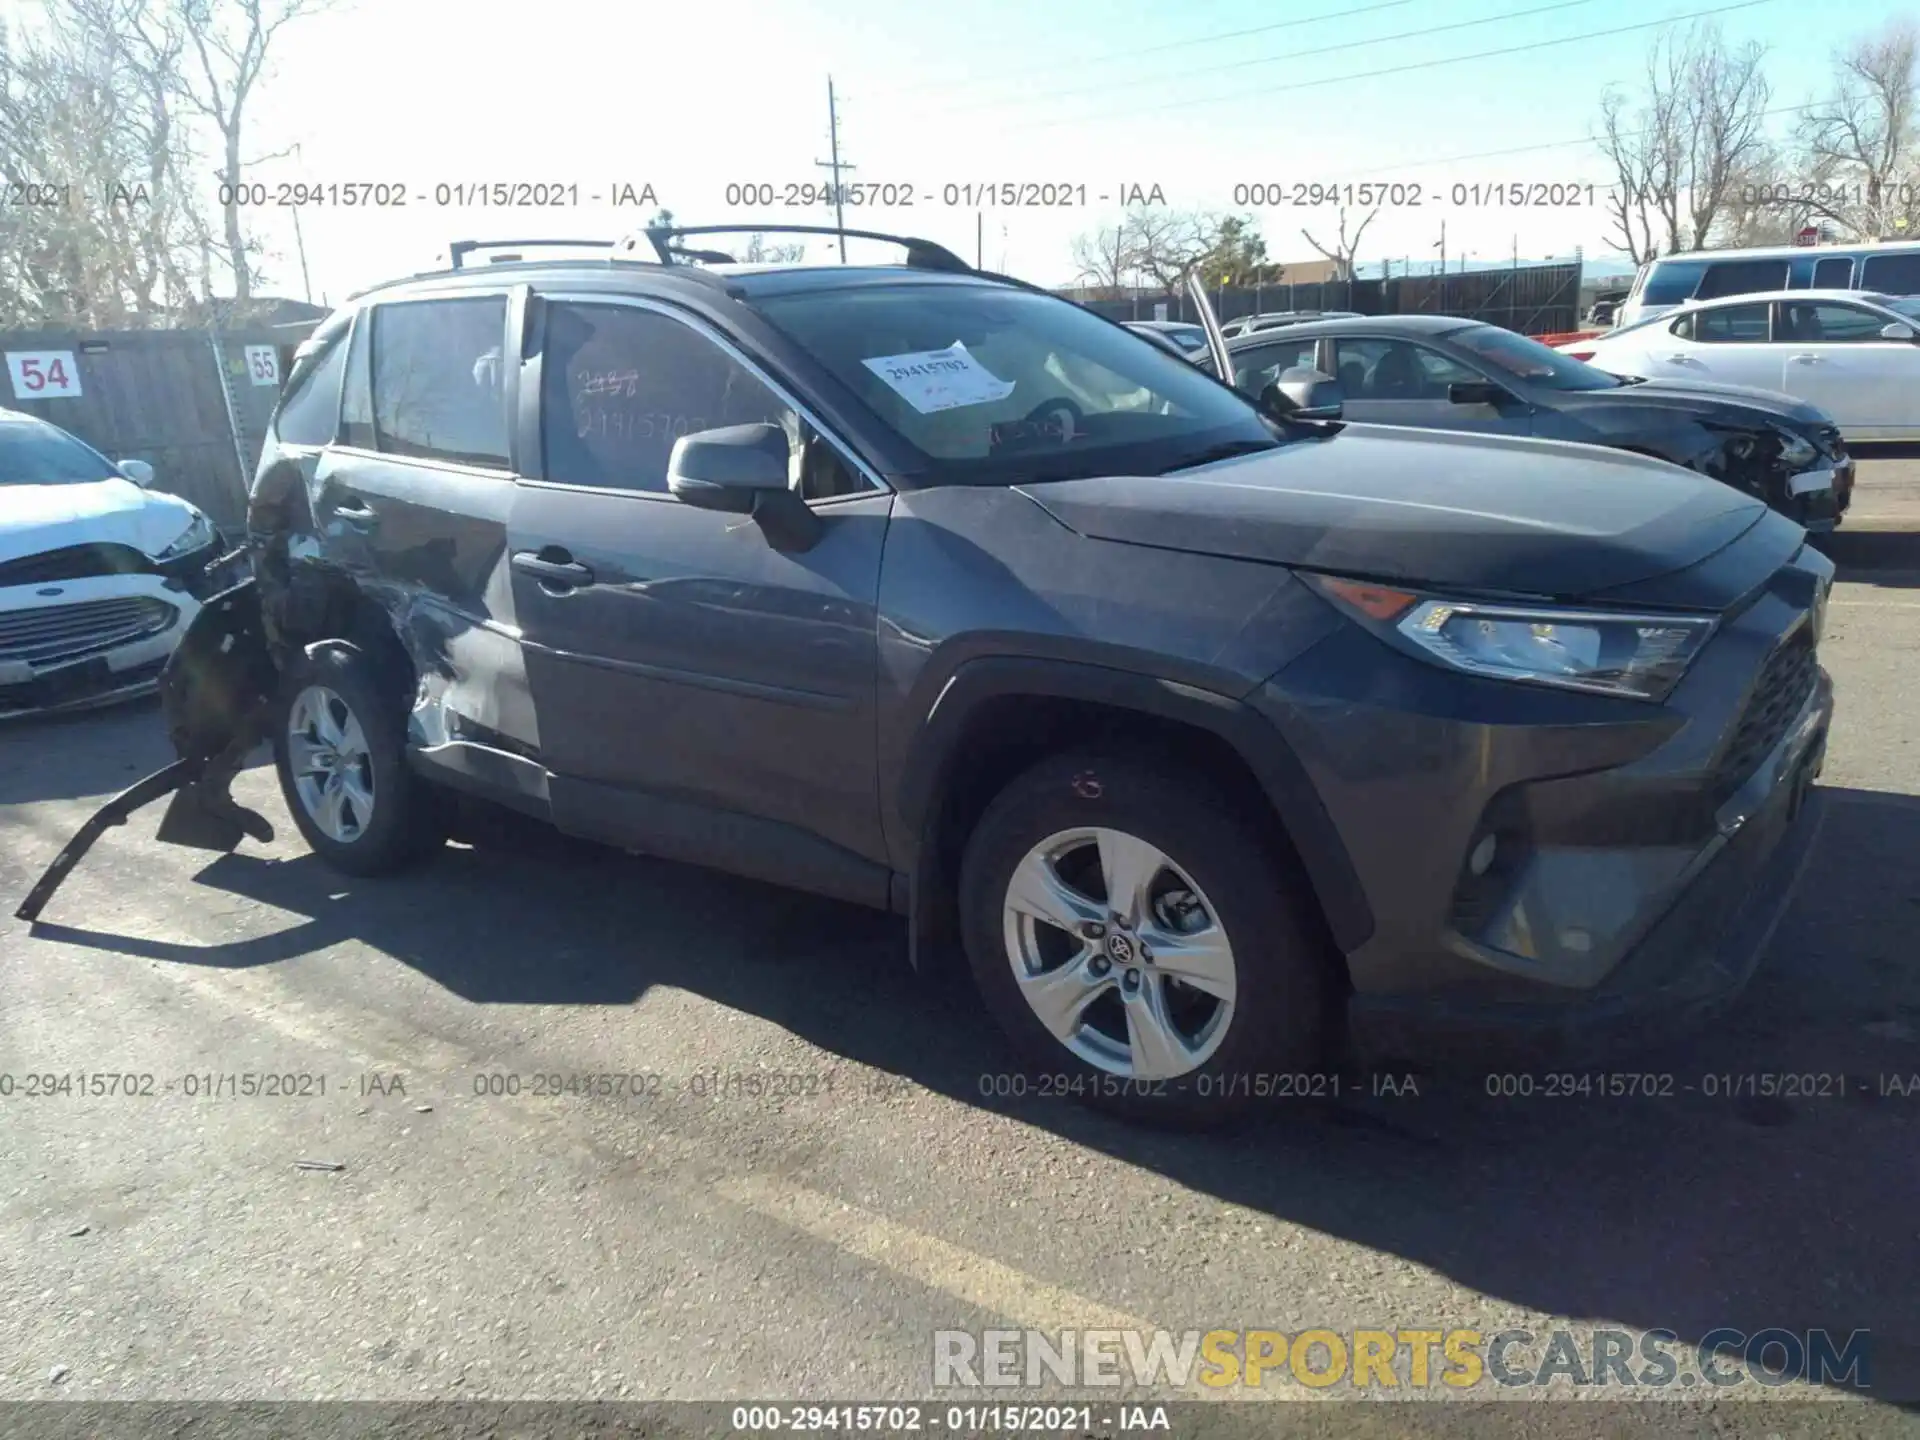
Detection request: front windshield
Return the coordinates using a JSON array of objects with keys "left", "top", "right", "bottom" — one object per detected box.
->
[
  {"left": 1447, "top": 324, "right": 1626, "bottom": 391},
  {"left": 754, "top": 284, "right": 1278, "bottom": 483},
  {"left": 1881, "top": 295, "right": 1920, "bottom": 322},
  {"left": 0, "top": 418, "right": 119, "bottom": 484}
]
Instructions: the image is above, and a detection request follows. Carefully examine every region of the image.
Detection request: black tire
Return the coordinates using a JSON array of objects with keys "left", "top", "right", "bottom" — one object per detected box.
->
[
  {"left": 272, "top": 645, "right": 445, "bottom": 876},
  {"left": 958, "top": 749, "right": 1335, "bottom": 1124}
]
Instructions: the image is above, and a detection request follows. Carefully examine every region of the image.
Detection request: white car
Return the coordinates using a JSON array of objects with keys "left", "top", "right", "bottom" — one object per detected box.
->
[
  {"left": 1567, "top": 289, "right": 1920, "bottom": 441},
  {"left": 1, "top": 408, "right": 223, "bottom": 718}
]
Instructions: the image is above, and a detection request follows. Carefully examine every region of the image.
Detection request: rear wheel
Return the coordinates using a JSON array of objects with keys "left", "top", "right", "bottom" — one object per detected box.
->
[
  {"left": 958, "top": 750, "right": 1334, "bottom": 1123},
  {"left": 273, "top": 646, "right": 444, "bottom": 875}
]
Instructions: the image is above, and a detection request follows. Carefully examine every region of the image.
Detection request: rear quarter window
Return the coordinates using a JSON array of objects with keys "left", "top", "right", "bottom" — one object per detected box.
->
[{"left": 272, "top": 333, "right": 350, "bottom": 447}]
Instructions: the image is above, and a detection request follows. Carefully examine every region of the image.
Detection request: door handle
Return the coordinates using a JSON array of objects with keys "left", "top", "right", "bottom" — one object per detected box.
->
[
  {"left": 333, "top": 498, "right": 377, "bottom": 524},
  {"left": 1789, "top": 354, "right": 1824, "bottom": 364},
  {"left": 512, "top": 550, "right": 596, "bottom": 588},
  {"left": 1662, "top": 353, "right": 1693, "bottom": 362}
]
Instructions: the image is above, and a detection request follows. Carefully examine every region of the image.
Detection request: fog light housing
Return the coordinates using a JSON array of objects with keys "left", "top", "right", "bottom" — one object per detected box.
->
[{"left": 1468, "top": 833, "right": 1498, "bottom": 877}]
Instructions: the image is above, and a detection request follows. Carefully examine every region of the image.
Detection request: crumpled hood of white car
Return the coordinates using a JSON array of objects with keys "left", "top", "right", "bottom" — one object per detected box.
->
[{"left": 0, "top": 480, "right": 201, "bottom": 566}]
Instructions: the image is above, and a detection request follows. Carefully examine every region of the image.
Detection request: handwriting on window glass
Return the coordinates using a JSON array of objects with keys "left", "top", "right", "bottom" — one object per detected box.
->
[
  {"left": 577, "top": 368, "right": 643, "bottom": 398},
  {"left": 573, "top": 407, "right": 708, "bottom": 441}
]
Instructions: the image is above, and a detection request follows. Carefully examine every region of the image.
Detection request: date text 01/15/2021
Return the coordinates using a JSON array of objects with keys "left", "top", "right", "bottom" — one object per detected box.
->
[
  {"left": 729, "top": 1404, "right": 1172, "bottom": 1433},
  {"left": 718, "top": 182, "right": 1169, "bottom": 209},
  {"left": 209, "top": 181, "right": 663, "bottom": 208}
]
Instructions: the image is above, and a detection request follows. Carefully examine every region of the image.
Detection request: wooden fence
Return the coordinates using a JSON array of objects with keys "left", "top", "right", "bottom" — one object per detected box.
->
[{"left": 0, "top": 326, "right": 311, "bottom": 533}]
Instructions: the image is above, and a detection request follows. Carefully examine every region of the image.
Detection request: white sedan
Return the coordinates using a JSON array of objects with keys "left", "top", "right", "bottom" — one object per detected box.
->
[
  {"left": 1567, "top": 289, "right": 1920, "bottom": 440},
  {"left": 1, "top": 408, "right": 223, "bottom": 718}
]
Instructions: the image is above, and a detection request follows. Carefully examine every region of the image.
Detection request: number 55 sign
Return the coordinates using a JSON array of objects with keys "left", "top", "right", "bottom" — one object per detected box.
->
[
  {"left": 6, "top": 351, "right": 82, "bottom": 399},
  {"left": 243, "top": 344, "right": 280, "bottom": 386}
]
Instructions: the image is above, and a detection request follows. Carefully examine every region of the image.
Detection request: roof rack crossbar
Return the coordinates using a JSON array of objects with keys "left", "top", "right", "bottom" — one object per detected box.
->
[
  {"left": 448, "top": 238, "right": 616, "bottom": 270},
  {"left": 623, "top": 224, "right": 973, "bottom": 273}
]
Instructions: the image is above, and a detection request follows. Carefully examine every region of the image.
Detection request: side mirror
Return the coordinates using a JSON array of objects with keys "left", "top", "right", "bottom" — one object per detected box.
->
[
  {"left": 1880, "top": 321, "right": 1917, "bottom": 342},
  {"left": 117, "top": 458, "right": 155, "bottom": 487},
  {"left": 1448, "top": 380, "right": 1507, "bottom": 407},
  {"left": 1261, "top": 366, "right": 1344, "bottom": 421},
  {"left": 667, "top": 422, "right": 822, "bottom": 552}
]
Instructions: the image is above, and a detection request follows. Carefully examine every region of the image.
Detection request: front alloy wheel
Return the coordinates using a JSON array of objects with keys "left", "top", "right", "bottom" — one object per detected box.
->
[
  {"left": 286, "top": 683, "right": 376, "bottom": 844},
  {"left": 1002, "top": 826, "right": 1238, "bottom": 1081}
]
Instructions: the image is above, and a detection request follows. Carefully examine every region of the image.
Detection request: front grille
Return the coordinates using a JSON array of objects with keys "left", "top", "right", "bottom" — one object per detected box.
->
[
  {"left": 1712, "top": 631, "right": 1818, "bottom": 801},
  {"left": 0, "top": 596, "right": 177, "bottom": 667},
  {"left": 0, "top": 544, "right": 156, "bottom": 588}
]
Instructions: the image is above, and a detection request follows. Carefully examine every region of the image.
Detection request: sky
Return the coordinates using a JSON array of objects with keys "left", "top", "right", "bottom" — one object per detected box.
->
[{"left": 16, "top": 0, "right": 1919, "bottom": 300}]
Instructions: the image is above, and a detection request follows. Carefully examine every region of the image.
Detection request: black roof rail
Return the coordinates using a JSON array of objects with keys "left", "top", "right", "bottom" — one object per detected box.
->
[
  {"left": 448, "top": 238, "right": 616, "bottom": 270},
  {"left": 620, "top": 224, "right": 973, "bottom": 273}
]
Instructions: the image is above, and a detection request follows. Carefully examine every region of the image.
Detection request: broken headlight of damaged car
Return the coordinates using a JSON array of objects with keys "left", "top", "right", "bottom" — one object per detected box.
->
[{"left": 1304, "top": 574, "right": 1718, "bottom": 702}]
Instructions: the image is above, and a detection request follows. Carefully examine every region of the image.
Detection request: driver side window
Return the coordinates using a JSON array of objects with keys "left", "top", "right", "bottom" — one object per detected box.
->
[{"left": 538, "top": 301, "right": 872, "bottom": 500}]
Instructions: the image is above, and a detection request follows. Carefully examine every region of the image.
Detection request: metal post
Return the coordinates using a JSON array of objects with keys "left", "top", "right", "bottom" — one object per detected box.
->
[{"left": 208, "top": 330, "right": 250, "bottom": 506}]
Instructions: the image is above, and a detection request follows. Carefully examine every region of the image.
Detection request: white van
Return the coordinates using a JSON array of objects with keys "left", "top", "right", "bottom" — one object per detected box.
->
[{"left": 1617, "top": 240, "right": 1920, "bottom": 328}]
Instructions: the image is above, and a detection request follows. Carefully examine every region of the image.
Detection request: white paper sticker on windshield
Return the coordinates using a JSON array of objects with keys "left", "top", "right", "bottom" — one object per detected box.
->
[{"left": 861, "top": 343, "right": 1015, "bottom": 414}]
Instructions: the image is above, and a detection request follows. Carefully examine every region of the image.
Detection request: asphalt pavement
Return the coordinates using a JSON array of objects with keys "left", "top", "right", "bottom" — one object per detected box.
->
[{"left": 3, "top": 458, "right": 1919, "bottom": 1437}]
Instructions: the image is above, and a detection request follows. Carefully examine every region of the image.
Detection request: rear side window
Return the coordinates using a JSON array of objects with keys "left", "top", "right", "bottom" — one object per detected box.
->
[
  {"left": 1695, "top": 259, "right": 1789, "bottom": 299},
  {"left": 1640, "top": 260, "right": 1708, "bottom": 305},
  {"left": 1861, "top": 253, "right": 1920, "bottom": 294},
  {"left": 370, "top": 296, "right": 510, "bottom": 469},
  {"left": 272, "top": 333, "right": 349, "bottom": 447},
  {"left": 1693, "top": 303, "right": 1770, "bottom": 342}
]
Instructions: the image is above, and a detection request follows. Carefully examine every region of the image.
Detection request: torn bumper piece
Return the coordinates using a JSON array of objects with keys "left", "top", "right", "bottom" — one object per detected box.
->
[{"left": 16, "top": 572, "right": 282, "bottom": 923}]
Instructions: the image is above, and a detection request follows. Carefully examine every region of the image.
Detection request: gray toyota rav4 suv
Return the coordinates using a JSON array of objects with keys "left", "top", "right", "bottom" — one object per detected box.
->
[{"left": 21, "top": 227, "right": 1834, "bottom": 1122}]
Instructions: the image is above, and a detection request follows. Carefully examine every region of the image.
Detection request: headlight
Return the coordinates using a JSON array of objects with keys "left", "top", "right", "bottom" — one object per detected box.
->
[
  {"left": 155, "top": 509, "right": 216, "bottom": 561},
  {"left": 1306, "top": 575, "right": 1718, "bottom": 702},
  {"left": 1773, "top": 428, "right": 1819, "bottom": 469}
]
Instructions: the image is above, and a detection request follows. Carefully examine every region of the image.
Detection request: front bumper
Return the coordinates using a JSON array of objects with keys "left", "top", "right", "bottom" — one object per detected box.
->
[
  {"left": 1255, "top": 551, "right": 1833, "bottom": 1065},
  {"left": 1790, "top": 453, "right": 1854, "bottom": 533},
  {"left": 0, "top": 574, "right": 200, "bottom": 720}
]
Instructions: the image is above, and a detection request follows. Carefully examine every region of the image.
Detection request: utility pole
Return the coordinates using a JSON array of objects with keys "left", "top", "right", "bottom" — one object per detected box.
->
[
  {"left": 291, "top": 205, "right": 313, "bottom": 304},
  {"left": 815, "top": 77, "right": 854, "bottom": 263}
]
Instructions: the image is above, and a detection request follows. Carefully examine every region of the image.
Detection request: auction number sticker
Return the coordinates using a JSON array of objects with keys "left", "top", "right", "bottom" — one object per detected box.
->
[
  {"left": 861, "top": 342, "right": 1015, "bottom": 413},
  {"left": 6, "top": 351, "right": 82, "bottom": 398},
  {"left": 243, "top": 345, "right": 280, "bottom": 386}
]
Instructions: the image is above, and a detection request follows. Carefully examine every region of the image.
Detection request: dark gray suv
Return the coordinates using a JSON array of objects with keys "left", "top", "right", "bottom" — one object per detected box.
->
[{"left": 21, "top": 227, "right": 1835, "bottom": 1122}]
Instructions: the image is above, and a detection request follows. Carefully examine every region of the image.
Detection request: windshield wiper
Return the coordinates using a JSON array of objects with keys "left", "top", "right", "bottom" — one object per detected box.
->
[{"left": 1163, "top": 438, "right": 1281, "bottom": 473}]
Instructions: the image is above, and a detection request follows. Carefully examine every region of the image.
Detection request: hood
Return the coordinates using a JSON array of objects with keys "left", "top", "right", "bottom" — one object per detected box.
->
[
  {"left": 1559, "top": 375, "right": 1833, "bottom": 430},
  {"left": 0, "top": 479, "right": 203, "bottom": 566},
  {"left": 1017, "top": 425, "right": 1772, "bottom": 603}
]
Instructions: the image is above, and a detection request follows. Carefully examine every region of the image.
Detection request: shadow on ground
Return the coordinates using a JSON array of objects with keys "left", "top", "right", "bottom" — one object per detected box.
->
[{"left": 24, "top": 762, "right": 1920, "bottom": 1399}]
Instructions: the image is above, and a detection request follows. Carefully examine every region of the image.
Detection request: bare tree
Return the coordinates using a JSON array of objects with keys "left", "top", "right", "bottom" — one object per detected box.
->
[
  {"left": 1300, "top": 206, "right": 1379, "bottom": 281},
  {"left": 1795, "top": 19, "right": 1920, "bottom": 239},
  {"left": 1124, "top": 207, "right": 1215, "bottom": 292},
  {"left": 175, "top": 0, "right": 332, "bottom": 299},
  {"left": 1070, "top": 221, "right": 1134, "bottom": 295},
  {"left": 743, "top": 233, "right": 807, "bottom": 263},
  {"left": 0, "top": 0, "right": 212, "bottom": 326},
  {"left": 1595, "top": 22, "right": 1770, "bottom": 261}
]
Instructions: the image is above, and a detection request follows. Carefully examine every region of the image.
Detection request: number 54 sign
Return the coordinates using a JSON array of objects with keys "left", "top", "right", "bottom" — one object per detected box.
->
[{"left": 6, "top": 351, "right": 82, "bottom": 398}]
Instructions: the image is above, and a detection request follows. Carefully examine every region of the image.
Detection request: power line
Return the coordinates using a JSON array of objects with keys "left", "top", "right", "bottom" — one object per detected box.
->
[
  {"left": 857, "top": 0, "right": 1416, "bottom": 98},
  {"left": 994, "top": 0, "right": 1779, "bottom": 135},
  {"left": 925, "top": 0, "right": 1601, "bottom": 119},
  {"left": 1325, "top": 96, "right": 1828, "bottom": 178}
]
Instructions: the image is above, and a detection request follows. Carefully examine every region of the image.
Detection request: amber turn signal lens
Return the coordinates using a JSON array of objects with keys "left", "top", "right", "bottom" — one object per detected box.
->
[{"left": 1318, "top": 576, "right": 1418, "bottom": 621}]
